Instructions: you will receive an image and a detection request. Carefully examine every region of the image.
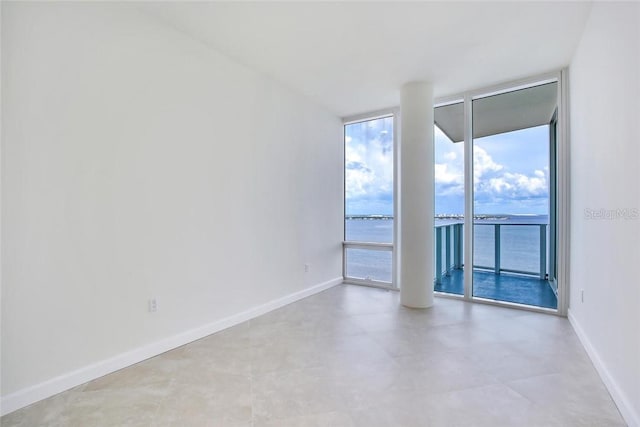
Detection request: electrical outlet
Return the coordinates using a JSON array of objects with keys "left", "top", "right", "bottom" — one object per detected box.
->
[
  {"left": 148, "top": 298, "right": 158, "bottom": 313},
  {"left": 580, "top": 289, "right": 584, "bottom": 303},
  {"left": 304, "top": 263, "right": 310, "bottom": 273}
]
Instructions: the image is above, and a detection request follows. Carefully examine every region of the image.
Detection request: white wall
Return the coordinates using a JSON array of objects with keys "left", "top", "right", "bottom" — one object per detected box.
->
[
  {"left": 1, "top": 2, "right": 343, "bottom": 411},
  {"left": 569, "top": 3, "right": 640, "bottom": 425}
]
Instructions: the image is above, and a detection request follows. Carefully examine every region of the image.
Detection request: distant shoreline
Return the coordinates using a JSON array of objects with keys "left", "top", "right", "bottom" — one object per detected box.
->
[{"left": 345, "top": 214, "right": 546, "bottom": 221}]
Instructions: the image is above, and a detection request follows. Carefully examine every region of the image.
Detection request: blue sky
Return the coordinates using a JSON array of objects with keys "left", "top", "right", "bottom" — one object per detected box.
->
[{"left": 345, "top": 118, "right": 549, "bottom": 216}]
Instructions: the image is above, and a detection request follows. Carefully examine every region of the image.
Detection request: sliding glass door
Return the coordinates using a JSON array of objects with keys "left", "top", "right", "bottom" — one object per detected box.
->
[
  {"left": 434, "top": 78, "right": 561, "bottom": 311},
  {"left": 434, "top": 101, "right": 465, "bottom": 295},
  {"left": 471, "top": 82, "right": 558, "bottom": 309}
]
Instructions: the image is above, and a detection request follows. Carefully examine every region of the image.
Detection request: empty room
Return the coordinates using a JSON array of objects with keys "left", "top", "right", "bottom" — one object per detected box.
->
[{"left": 1, "top": 1, "right": 639, "bottom": 426}]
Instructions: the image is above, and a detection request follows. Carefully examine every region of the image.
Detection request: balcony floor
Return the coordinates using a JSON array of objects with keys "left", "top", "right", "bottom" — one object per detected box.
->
[{"left": 435, "top": 269, "right": 558, "bottom": 309}]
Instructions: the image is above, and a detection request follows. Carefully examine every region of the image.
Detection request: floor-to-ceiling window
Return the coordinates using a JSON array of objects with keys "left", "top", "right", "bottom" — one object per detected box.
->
[
  {"left": 342, "top": 75, "right": 564, "bottom": 312},
  {"left": 343, "top": 115, "right": 396, "bottom": 288},
  {"left": 434, "top": 78, "right": 561, "bottom": 311},
  {"left": 434, "top": 101, "right": 465, "bottom": 295},
  {"left": 471, "top": 82, "right": 557, "bottom": 309}
]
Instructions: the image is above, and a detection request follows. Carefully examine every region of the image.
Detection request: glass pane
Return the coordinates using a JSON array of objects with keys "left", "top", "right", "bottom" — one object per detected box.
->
[
  {"left": 345, "top": 248, "right": 392, "bottom": 283},
  {"left": 500, "top": 224, "right": 541, "bottom": 274},
  {"left": 433, "top": 224, "right": 463, "bottom": 295},
  {"left": 344, "top": 117, "right": 394, "bottom": 244},
  {"left": 345, "top": 217, "right": 393, "bottom": 243},
  {"left": 473, "top": 224, "right": 495, "bottom": 269},
  {"left": 434, "top": 101, "right": 464, "bottom": 295}
]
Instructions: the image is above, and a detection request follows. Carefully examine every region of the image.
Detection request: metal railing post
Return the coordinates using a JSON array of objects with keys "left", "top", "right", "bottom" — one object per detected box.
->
[
  {"left": 494, "top": 224, "right": 501, "bottom": 275},
  {"left": 435, "top": 227, "right": 443, "bottom": 284},
  {"left": 453, "top": 224, "right": 459, "bottom": 269},
  {"left": 540, "top": 224, "right": 547, "bottom": 280},
  {"left": 445, "top": 225, "right": 452, "bottom": 275},
  {"left": 456, "top": 223, "right": 463, "bottom": 269}
]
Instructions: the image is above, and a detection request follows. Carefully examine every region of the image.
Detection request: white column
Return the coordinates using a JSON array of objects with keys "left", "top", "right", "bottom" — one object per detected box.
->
[{"left": 399, "top": 82, "right": 434, "bottom": 308}]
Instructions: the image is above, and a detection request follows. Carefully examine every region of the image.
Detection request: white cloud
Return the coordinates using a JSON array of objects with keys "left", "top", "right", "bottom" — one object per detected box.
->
[
  {"left": 486, "top": 170, "right": 546, "bottom": 196},
  {"left": 435, "top": 162, "right": 464, "bottom": 197},
  {"left": 473, "top": 146, "right": 503, "bottom": 185},
  {"left": 436, "top": 145, "right": 548, "bottom": 202},
  {"left": 510, "top": 170, "right": 546, "bottom": 193},
  {"left": 435, "top": 139, "right": 464, "bottom": 198},
  {"left": 443, "top": 151, "right": 457, "bottom": 161},
  {"left": 474, "top": 165, "right": 548, "bottom": 200},
  {"left": 435, "top": 163, "right": 461, "bottom": 184},
  {"left": 345, "top": 130, "right": 393, "bottom": 200}
]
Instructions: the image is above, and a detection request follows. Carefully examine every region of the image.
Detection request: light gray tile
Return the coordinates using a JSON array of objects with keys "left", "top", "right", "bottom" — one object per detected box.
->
[
  {"left": 250, "top": 334, "right": 324, "bottom": 375},
  {"left": 152, "top": 375, "right": 252, "bottom": 426},
  {"left": 400, "top": 352, "right": 500, "bottom": 394},
  {"left": 349, "top": 389, "right": 433, "bottom": 427},
  {"left": 252, "top": 367, "right": 347, "bottom": 424},
  {"left": 1, "top": 286, "right": 626, "bottom": 427},
  {"left": 253, "top": 411, "right": 355, "bottom": 427},
  {"left": 0, "top": 387, "right": 79, "bottom": 427},
  {"left": 507, "top": 373, "right": 626, "bottom": 425},
  {"left": 367, "top": 328, "right": 446, "bottom": 357},
  {"left": 421, "top": 383, "right": 564, "bottom": 426},
  {"left": 58, "top": 387, "right": 163, "bottom": 427}
]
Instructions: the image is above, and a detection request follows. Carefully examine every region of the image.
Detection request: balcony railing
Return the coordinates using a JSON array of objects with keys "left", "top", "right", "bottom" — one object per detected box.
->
[
  {"left": 435, "top": 222, "right": 547, "bottom": 283},
  {"left": 343, "top": 221, "right": 548, "bottom": 287},
  {"left": 434, "top": 223, "right": 463, "bottom": 285}
]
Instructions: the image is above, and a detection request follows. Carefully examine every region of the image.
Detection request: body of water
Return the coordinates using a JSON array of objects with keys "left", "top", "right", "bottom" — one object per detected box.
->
[{"left": 345, "top": 215, "right": 549, "bottom": 282}]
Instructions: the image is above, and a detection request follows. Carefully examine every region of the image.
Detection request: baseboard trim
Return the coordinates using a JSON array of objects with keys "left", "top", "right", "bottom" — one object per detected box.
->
[
  {"left": 568, "top": 309, "right": 639, "bottom": 427},
  {"left": 0, "top": 277, "right": 343, "bottom": 416}
]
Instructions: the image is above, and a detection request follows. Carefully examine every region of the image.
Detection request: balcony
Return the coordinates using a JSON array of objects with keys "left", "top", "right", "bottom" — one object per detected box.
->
[
  {"left": 434, "top": 222, "right": 558, "bottom": 309},
  {"left": 342, "top": 219, "right": 558, "bottom": 310}
]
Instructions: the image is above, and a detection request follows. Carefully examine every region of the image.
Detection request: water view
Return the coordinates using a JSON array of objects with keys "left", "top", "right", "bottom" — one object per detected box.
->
[
  {"left": 344, "top": 98, "right": 558, "bottom": 309},
  {"left": 345, "top": 215, "right": 549, "bottom": 283}
]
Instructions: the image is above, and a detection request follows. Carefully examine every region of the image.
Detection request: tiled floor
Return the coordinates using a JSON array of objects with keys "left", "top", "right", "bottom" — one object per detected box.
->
[
  {"left": 436, "top": 269, "right": 558, "bottom": 309},
  {"left": 2, "top": 285, "right": 625, "bottom": 426}
]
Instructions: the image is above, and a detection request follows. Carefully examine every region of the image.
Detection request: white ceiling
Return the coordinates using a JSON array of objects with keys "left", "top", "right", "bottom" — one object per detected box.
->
[{"left": 139, "top": 2, "right": 592, "bottom": 117}]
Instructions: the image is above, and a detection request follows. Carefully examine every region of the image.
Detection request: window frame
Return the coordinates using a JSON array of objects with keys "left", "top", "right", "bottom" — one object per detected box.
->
[
  {"left": 342, "top": 110, "right": 398, "bottom": 289},
  {"left": 435, "top": 70, "right": 568, "bottom": 315}
]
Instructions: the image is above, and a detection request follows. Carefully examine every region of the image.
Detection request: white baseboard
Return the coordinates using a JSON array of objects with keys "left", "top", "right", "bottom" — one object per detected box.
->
[
  {"left": 568, "top": 309, "right": 639, "bottom": 427},
  {"left": 0, "top": 277, "right": 343, "bottom": 416}
]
